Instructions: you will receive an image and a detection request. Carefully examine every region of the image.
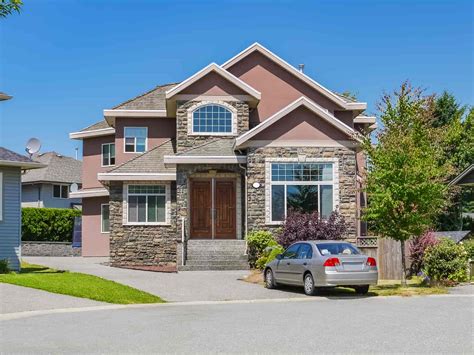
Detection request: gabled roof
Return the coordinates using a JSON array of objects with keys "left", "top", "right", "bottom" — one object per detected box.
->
[
  {"left": 98, "top": 139, "right": 176, "bottom": 181},
  {"left": 165, "top": 63, "right": 261, "bottom": 100},
  {"left": 164, "top": 139, "right": 246, "bottom": 164},
  {"left": 114, "top": 83, "right": 178, "bottom": 110},
  {"left": 449, "top": 164, "right": 474, "bottom": 186},
  {"left": 22, "top": 152, "right": 82, "bottom": 184},
  {"left": 433, "top": 231, "right": 471, "bottom": 243},
  {"left": 235, "top": 97, "right": 360, "bottom": 148},
  {"left": 222, "top": 43, "right": 366, "bottom": 111},
  {"left": 69, "top": 120, "right": 115, "bottom": 140},
  {"left": 0, "top": 147, "right": 45, "bottom": 169}
]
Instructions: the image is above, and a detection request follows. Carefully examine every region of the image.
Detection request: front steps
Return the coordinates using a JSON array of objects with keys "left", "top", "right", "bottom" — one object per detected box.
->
[{"left": 179, "top": 240, "right": 249, "bottom": 271}]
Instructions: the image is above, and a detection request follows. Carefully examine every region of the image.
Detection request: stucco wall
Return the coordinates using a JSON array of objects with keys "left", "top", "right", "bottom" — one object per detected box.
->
[
  {"left": 180, "top": 71, "right": 250, "bottom": 96},
  {"left": 82, "top": 135, "right": 115, "bottom": 189},
  {"left": 81, "top": 196, "right": 110, "bottom": 256}
]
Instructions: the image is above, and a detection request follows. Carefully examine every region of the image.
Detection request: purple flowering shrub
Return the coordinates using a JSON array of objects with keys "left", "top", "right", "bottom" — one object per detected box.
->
[
  {"left": 276, "top": 210, "right": 348, "bottom": 248},
  {"left": 408, "top": 230, "right": 440, "bottom": 276}
]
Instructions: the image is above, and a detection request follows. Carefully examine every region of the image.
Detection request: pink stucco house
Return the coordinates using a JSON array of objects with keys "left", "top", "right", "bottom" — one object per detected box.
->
[{"left": 70, "top": 43, "right": 375, "bottom": 271}]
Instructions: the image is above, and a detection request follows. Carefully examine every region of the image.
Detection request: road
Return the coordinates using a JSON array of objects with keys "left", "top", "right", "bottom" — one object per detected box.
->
[{"left": 1, "top": 294, "right": 472, "bottom": 354}]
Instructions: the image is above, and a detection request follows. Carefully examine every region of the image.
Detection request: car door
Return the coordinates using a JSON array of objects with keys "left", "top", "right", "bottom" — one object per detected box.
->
[
  {"left": 292, "top": 243, "right": 313, "bottom": 285},
  {"left": 275, "top": 243, "right": 301, "bottom": 284}
]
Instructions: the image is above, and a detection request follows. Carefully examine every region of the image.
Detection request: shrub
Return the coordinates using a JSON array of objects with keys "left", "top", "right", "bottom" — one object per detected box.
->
[
  {"left": 277, "top": 210, "right": 347, "bottom": 248},
  {"left": 255, "top": 244, "right": 285, "bottom": 270},
  {"left": 423, "top": 238, "right": 469, "bottom": 284},
  {"left": 0, "top": 259, "right": 10, "bottom": 274},
  {"left": 22, "top": 208, "right": 82, "bottom": 242},
  {"left": 461, "top": 238, "right": 474, "bottom": 260},
  {"left": 246, "top": 230, "right": 276, "bottom": 268},
  {"left": 408, "top": 231, "right": 440, "bottom": 276}
]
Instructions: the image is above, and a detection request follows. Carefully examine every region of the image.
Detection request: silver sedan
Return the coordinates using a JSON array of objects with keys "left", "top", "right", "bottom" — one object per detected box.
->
[{"left": 264, "top": 240, "right": 378, "bottom": 295}]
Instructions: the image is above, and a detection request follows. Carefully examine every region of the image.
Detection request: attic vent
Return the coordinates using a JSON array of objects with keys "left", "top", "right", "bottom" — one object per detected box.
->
[{"left": 298, "top": 64, "right": 305, "bottom": 73}]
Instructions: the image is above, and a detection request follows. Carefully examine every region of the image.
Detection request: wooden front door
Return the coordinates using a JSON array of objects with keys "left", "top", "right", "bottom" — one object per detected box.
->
[{"left": 190, "top": 179, "right": 236, "bottom": 239}]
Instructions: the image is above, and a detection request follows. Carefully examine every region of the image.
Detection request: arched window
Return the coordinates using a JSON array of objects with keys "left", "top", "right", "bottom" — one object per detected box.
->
[{"left": 192, "top": 104, "right": 233, "bottom": 133}]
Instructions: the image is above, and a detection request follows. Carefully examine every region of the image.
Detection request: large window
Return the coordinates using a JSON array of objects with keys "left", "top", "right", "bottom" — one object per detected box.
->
[
  {"left": 192, "top": 104, "right": 232, "bottom": 134},
  {"left": 270, "top": 163, "right": 334, "bottom": 222},
  {"left": 53, "top": 184, "right": 69, "bottom": 199},
  {"left": 101, "top": 204, "right": 110, "bottom": 233},
  {"left": 102, "top": 143, "right": 115, "bottom": 166},
  {"left": 124, "top": 127, "right": 147, "bottom": 153},
  {"left": 127, "top": 185, "right": 167, "bottom": 224}
]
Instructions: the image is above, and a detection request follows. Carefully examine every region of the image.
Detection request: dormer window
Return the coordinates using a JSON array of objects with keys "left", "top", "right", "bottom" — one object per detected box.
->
[{"left": 192, "top": 104, "right": 233, "bottom": 134}]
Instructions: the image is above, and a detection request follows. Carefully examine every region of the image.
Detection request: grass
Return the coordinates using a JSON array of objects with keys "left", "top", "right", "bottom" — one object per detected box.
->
[
  {"left": 0, "top": 262, "right": 165, "bottom": 304},
  {"left": 241, "top": 270, "right": 448, "bottom": 297}
]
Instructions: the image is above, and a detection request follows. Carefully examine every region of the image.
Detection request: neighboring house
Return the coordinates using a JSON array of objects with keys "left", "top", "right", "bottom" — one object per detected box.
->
[
  {"left": 21, "top": 152, "right": 82, "bottom": 209},
  {"left": 70, "top": 43, "right": 376, "bottom": 270},
  {"left": 0, "top": 147, "right": 45, "bottom": 270}
]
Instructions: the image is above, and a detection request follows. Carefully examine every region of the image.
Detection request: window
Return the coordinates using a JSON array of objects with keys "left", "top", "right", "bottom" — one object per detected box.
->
[
  {"left": 192, "top": 104, "right": 232, "bottom": 134},
  {"left": 297, "top": 243, "right": 313, "bottom": 259},
  {"left": 102, "top": 143, "right": 115, "bottom": 166},
  {"left": 282, "top": 244, "right": 301, "bottom": 259},
  {"left": 53, "top": 184, "right": 69, "bottom": 199},
  {"left": 127, "top": 185, "right": 166, "bottom": 223},
  {"left": 101, "top": 204, "right": 110, "bottom": 233},
  {"left": 316, "top": 243, "right": 361, "bottom": 256},
  {"left": 124, "top": 127, "right": 147, "bottom": 153},
  {"left": 270, "top": 163, "right": 334, "bottom": 222}
]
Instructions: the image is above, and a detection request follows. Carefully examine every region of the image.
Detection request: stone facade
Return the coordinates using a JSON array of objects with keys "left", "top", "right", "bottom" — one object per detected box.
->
[
  {"left": 108, "top": 181, "right": 178, "bottom": 269},
  {"left": 176, "top": 100, "right": 249, "bottom": 152},
  {"left": 22, "top": 242, "right": 81, "bottom": 257},
  {"left": 246, "top": 146, "right": 357, "bottom": 238}
]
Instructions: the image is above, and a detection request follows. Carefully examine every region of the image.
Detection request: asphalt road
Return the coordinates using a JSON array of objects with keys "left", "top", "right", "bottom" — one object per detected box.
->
[{"left": 1, "top": 294, "right": 472, "bottom": 354}]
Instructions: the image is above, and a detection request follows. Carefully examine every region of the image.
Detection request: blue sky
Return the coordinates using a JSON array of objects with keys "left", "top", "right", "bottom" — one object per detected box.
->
[{"left": 0, "top": 0, "right": 472, "bottom": 158}]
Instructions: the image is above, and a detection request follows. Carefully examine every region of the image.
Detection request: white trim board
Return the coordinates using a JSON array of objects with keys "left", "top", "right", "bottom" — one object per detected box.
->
[
  {"left": 235, "top": 96, "right": 361, "bottom": 148},
  {"left": 165, "top": 63, "right": 261, "bottom": 100},
  {"left": 98, "top": 172, "right": 177, "bottom": 181},
  {"left": 103, "top": 109, "right": 167, "bottom": 118},
  {"left": 0, "top": 161, "right": 46, "bottom": 169},
  {"left": 69, "top": 188, "right": 109, "bottom": 198},
  {"left": 69, "top": 127, "right": 116, "bottom": 140},
  {"left": 222, "top": 43, "right": 367, "bottom": 111},
  {"left": 163, "top": 155, "right": 247, "bottom": 164}
]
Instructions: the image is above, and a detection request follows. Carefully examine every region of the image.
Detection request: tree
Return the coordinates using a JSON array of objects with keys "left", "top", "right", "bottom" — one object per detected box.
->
[
  {"left": 0, "top": 0, "right": 22, "bottom": 18},
  {"left": 361, "top": 82, "right": 451, "bottom": 286},
  {"left": 432, "top": 91, "right": 465, "bottom": 128}
]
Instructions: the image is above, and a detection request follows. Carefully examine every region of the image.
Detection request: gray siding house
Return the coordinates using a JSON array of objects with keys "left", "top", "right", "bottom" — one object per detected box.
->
[
  {"left": 0, "top": 147, "right": 44, "bottom": 270},
  {"left": 22, "top": 152, "right": 82, "bottom": 209}
]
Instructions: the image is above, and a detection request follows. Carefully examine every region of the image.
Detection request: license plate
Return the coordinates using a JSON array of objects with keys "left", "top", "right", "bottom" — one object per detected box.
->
[{"left": 342, "top": 262, "right": 364, "bottom": 271}]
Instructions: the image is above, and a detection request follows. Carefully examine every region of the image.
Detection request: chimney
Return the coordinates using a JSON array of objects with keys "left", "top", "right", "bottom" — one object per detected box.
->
[{"left": 298, "top": 64, "right": 305, "bottom": 73}]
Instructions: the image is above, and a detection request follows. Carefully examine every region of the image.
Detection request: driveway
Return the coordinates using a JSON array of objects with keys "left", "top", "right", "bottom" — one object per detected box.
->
[{"left": 24, "top": 257, "right": 308, "bottom": 302}]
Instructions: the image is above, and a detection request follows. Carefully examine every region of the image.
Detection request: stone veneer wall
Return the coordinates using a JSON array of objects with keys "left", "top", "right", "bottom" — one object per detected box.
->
[
  {"left": 176, "top": 100, "right": 249, "bottom": 152},
  {"left": 246, "top": 146, "right": 357, "bottom": 238},
  {"left": 108, "top": 181, "right": 178, "bottom": 269},
  {"left": 22, "top": 242, "right": 81, "bottom": 257},
  {"left": 176, "top": 164, "right": 245, "bottom": 239}
]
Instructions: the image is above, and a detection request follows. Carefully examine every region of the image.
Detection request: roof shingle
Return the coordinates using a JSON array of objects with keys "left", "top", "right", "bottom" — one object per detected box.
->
[
  {"left": 0, "top": 147, "right": 35, "bottom": 163},
  {"left": 177, "top": 139, "right": 242, "bottom": 157},
  {"left": 22, "top": 152, "right": 82, "bottom": 184},
  {"left": 113, "top": 83, "right": 178, "bottom": 110}
]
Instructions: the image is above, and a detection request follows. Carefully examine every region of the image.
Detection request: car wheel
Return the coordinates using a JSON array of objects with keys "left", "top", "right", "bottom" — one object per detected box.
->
[
  {"left": 354, "top": 285, "right": 370, "bottom": 295},
  {"left": 265, "top": 268, "right": 277, "bottom": 289},
  {"left": 303, "top": 273, "right": 317, "bottom": 296}
]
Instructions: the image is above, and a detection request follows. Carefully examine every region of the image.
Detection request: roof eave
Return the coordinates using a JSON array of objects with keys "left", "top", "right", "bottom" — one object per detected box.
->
[
  {"left": 164, "top": 155, "right": 247, "bottom": 164},
  {"left": 69, "top": 127, "right": 116, "bottom": 140},
  {"left": 97, "top": 172, "right": 177, "bottom": 181},
  {"left": 0, "top": 161, "right": 46, "bottom": 169}
]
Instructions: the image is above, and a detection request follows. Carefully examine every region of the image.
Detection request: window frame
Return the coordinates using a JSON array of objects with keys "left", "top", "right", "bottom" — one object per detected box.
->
[
  {"left": 190, "top": 103, "right": 235, "bottom": 136},
  {"left": 101, "top": 203, "right": 110, "bottom": 233},
  {"left": 124, "top": 184, "right": 170, "bottom": 225},
  {"left": 52, "top": 184, "right": 69, "bottom": 199},
  {"left": 123, "top": 127, "right": 148, "bottom": 154},
  {"left": 268, "top": 161, "right": 336, "bottom": 224},
  {"left": 101, "top": 143, "right": 116, "bottom": 167}
]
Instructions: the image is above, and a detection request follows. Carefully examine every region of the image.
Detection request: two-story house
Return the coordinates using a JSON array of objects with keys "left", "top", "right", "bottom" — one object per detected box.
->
[{"left": 70, "top": 43, "right": 375, "bottom": 271}]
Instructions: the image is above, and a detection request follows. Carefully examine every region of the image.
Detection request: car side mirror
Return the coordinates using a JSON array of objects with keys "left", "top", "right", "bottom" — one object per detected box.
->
[{"left": 276, "top": 254, "right": 283, "bottom": 260}]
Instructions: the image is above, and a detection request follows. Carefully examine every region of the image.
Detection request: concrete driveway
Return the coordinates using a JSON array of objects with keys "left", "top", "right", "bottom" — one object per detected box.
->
[{"left": 24, "top": 257, "right": 308, "bottom": 302}]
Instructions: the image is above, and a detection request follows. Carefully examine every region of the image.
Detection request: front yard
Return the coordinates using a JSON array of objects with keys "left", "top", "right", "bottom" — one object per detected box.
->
[{"left": 0, "top": 262, "right": 164, "bottom": 304}]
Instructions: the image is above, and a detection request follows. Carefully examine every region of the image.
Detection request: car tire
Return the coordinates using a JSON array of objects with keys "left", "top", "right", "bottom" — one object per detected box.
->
[
  {"left": 303, "top": 273, "right": 317, "bottom": 296},
  {"left": 264, "top": 268, "right": 277, "bottom": 289},
  {"left": 354, "top": 285, "right": 370, "bottom": 295}
]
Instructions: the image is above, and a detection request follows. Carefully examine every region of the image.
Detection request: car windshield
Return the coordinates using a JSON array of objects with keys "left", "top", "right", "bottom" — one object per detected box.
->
[{"left": 316, "top": 243, "right": 360, "bottom": 256}]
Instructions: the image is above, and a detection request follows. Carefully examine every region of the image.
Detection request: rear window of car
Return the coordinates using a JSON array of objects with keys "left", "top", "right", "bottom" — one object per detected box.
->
[{"left": 316, "top": 243, "right": 360, "bottom": 256}]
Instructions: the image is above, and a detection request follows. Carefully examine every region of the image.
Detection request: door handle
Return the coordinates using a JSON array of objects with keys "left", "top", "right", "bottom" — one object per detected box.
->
[
  {"left": 303, "top": 262, "right": 307, "bottom": 266},
  {"left": 286, "top": 262, "right": 290, "bottom": 265}
]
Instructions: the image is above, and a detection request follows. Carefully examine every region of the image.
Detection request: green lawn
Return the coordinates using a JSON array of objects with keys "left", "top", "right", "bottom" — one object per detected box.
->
[{"left": 0, "top": 262, "right": 164, "bottom": 304}]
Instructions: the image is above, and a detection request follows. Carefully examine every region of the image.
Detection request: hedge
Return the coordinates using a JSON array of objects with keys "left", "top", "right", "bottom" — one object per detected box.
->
[{"left": 22, "top": 208, "right": 82, "bottom": 242}]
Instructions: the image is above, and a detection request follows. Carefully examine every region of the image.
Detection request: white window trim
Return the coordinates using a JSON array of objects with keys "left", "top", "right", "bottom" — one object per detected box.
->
[
  {"left": 187, "top": 101, "right": 238, "bottom": 136},
  {"left": 101, "top": 203, "right": 110, "bottom": 233},
  {"left": 52, "top": 184, "right": 69, "bottom": 199},
  {"left": 264, "top": 158, "right": 339, "bottom": 225},
  {"left": 0, "top": 172, "right": 3, "bottom": 221},
  {"left": 101, "top": 143, "right": 116, "bottom": 167},
  {"left": 123, "top": 127, "right": 148, "bottom": 154},
  {"left": 122, "top": 182, "right": 171, "bottom": 226}
]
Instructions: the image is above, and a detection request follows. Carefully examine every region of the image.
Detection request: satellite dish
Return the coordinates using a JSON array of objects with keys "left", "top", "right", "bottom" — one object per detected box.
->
[
  {"left": 25, "top": 138, "right": 41, "bottom": 157},
  {"left": 70, "top": 183, "right": 79, "bottom": 193}
]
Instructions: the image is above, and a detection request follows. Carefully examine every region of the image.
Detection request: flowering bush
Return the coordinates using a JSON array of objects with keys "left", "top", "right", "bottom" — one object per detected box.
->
[
  {"left": 423, "top": 238, "right": 469, "bottom": 284},
  {"left": 408, "top": 231, "right": 440, "bottom": 276},
  {"left": 276, "top": 210, "right": 347, "bottom": 248}
]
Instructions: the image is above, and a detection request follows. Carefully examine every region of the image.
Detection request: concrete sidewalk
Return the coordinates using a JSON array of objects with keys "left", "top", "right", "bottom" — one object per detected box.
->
[
  {"left": 0, "top": 283, "right": 105, "bottom": 314},
  {"left": 24, "top": 257, "right": 308, "bottom": 302}
]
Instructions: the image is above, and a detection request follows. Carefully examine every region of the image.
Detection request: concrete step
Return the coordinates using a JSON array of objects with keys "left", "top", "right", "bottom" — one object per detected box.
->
[
  {"left": 179, "top": 263, "right": 250, "bottom": 271},
  {"left": 185, "top": 259, "right": 249, "bottom": 266},
  {"left": 187, "top": 255, "right": 248, "bottom": 261}
]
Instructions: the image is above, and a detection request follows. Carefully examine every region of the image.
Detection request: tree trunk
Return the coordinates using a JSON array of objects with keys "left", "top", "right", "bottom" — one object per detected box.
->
[{"left": 400, "top": 239, "right": 407, "bottom": 287}]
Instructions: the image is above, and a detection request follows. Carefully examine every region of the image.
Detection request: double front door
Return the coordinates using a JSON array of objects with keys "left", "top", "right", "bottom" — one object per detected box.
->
[{"left": 190, "top": 179, "right": 236, "bottom": 239}]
